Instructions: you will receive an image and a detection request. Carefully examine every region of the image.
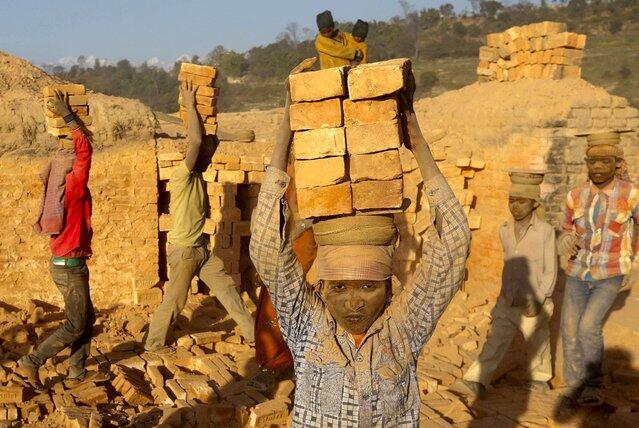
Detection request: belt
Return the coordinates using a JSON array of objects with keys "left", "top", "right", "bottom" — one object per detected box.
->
[{"left": 51, "top": 257, "right": 86, "bottom": 267}]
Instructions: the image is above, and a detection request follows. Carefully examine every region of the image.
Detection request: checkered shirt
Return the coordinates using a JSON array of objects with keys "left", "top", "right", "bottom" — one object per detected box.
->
[
  {"left": 250, "top": 167, "right": 470, "bottom": 427},
  {"left": 563, "top": 179, "right": 639, "bottom": 281}
]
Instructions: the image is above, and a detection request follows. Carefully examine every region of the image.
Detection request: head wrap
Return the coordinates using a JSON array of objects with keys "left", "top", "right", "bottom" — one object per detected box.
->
[
  {"left": 312, "top": 215, "right": 396, "bottom": 281},
  {"left": 352, "top": 19, "right": 369, "bottom": 39},
  {"left": 317, "top": 245, "right": 393, "bottom": 281},
  {"left": 508, "top": 169, "right": 546, "bottom": 220},
  {"left": 316, "top": 10, "right": 335, "bottom": 30},
  {"left": 312, "top": 215, "right": 396, "bottom": 246},
  {"left": 585, "top": 131, "right": 629, "bottom": 180}
]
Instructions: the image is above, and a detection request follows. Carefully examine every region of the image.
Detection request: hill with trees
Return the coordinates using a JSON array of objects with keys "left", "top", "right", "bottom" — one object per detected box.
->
[{"left": 54, "top": 0, "right": 639, "bottom": 112}]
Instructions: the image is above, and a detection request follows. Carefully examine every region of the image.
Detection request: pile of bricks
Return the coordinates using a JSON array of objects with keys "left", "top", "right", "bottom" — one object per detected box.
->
[
  {"left": 289, "top": 59, "right": 410, "bottom": 218},
  {"left": 178, "top": 63, "right": 219, "bottom": 136},
  {"left": 477, "top": 21, "right": 587, "bottom": 82},
  {"left": 43, "top": 84, "right": 94, "bottom": 137},
  {"left": 0, "top": 299, "right": 295, "bottom": 427}
]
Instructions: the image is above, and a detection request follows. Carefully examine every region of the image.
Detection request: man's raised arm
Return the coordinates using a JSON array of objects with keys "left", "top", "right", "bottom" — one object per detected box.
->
[
  {"left": 393, "top": 77, "right": 471, "bottom": 356},
  {"left": 249, "top": 81, "right": 315, "bottom": 344}
]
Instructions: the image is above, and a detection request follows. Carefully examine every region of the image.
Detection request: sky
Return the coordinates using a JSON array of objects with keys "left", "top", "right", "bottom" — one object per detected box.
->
[{"left": 0, "top": 0, "right": 469, "bottom": 68}]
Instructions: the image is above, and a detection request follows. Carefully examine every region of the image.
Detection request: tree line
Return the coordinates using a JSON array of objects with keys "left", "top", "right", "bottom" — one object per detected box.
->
[{"left": 54, "top": 0, "right": 639, "bottom": 112}]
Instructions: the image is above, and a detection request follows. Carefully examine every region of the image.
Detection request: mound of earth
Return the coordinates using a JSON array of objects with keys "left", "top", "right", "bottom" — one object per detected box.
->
[{"left": 0, "top": 51, "right": 156, "bottom": 156}]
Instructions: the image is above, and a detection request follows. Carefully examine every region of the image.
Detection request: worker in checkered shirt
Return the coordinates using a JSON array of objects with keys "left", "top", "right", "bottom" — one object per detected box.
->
[{"left": 249, "top": 70, "right": 470, "bottom": 427}]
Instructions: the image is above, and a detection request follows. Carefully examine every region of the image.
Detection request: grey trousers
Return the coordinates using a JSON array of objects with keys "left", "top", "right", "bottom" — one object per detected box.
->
[
  {"left": 24, "top": 262, "right": 95, "bottom": 379},
  {"left": 464, "top": 297, "right": 553, "bottom": 386},
  {"left": 145, "top": 244, "right": 254, "bottom": 350}
]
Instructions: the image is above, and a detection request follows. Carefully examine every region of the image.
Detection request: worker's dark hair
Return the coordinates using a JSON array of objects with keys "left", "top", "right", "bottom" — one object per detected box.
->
[
  {"left": 316, "top": 10, "right": 335, "bottom": 30},
  {"left": 352, "top": 19, "right": 369, "bottom": 39}
]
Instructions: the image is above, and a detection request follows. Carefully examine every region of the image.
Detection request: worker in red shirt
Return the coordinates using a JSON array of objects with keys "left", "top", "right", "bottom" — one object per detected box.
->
[{"left": 16, "top": 90, "right": 105, "bottom": 388}]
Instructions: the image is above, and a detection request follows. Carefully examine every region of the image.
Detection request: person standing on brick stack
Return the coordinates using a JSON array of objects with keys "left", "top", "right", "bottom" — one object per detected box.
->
[
  {"left": 346, "top": 19, "right": 370, "bottom": 65},
  {"left": 250, "top": 71, "right": 470, "bottom": 426},
  {"left": 16, "top": 90, "right": 105, "bottom": 388},
  {"left": 144, "top": 81, "right": 254, "bottom": 354},
  {"left": 558, "top": 131, "right": 639, "bottom": 408},
  {"left": 455, "top": 170, "right": 557, "bottom": 398},
  {"left": 315, "top": 10, "right": 363, "bottom": 69}
]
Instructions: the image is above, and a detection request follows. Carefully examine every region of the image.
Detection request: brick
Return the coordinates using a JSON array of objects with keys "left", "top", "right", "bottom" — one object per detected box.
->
[
  {"left": 190, "top": 331, "right": 224, "bottom": 345},
  {"left": 347, "top": 58, "right": 410, "bottom": 100},
  {"left": 468, "top": 210, "right": 481, "bottom": 230},
  {"left": 207, "top": 182, "right": 237, "bottom": 196},
  {"left": 352, "top": 179, "right": 403, "bottom": 210},
  {"left": 470, "top": 159, "right": 486, "bottom": 170},
  {"left": 147, "top": 365, "right": 164, "bottom": 388},
  {"left": 289, "top": 98, "right": 343, "bottom": 131},
  {"left": 159, "top": 165, "right": 178, "bottom": 181},
  {"left": 189, "top": 87, "right": 217, "bottom": 100},
  {"left": 178, "top": 71, "right": 215, "bottom": 86},
  {"left": 561, "top": 65, "right": 581, "bottom": 79},
  {"left": 345, "top": 120, "right": 401, "bottom": 154},
  {"left": 178, "top": 93, "right": 217, "bottom": 107},
  {"left": 42, "top": 84, "right": 85, "bottom": 96},
  {"left": 247, "top": 171, "right": 265, "bottom": 183},
  {"left": 537, "top": 21, "right": 567, "bottom": 36},
  {"left": 0, "top": 387, "right": 23, "bottom": 404},
  {"left": 165, "top": 379, "right": 187, "bottom": 401},
  {"left": 152, "top": 387, "right": 174, "bottom": 406},
  {"left": 294, "top": 157, "right": 346, "bottom": 188},
  {"left": 546, "top": 32, "right": 580, "bottom": 49},
  {"left": 133, "top": 287, "right": 163, "bottom": 306},
  {"left": 65, "top": 94, "right": 88, "bottom": 106},
  {"left": 274, "top": 379, "right": 296, "bottom": 398},
  {"left": 217, "top": 170, "right": 245, "bottom": 184},
  {"left": 180, "top": 62, "right": 217, "bottom": 78},
  {"left": 486, "top": 33, "right": 504, "bottom": 47},
  {"left": 183, "top": 379, "right": 216, "bottom": 402},
  {"left": 289, "top": 66, "right": 348, "bottom": 102},
  {"left": 179, "top": 104, "right": 216, "bottom": 116},
  {"left": 297, "top": 182, "right": 353, "bottom": 218},
  {"left": 214, "top": 341, "right": 251, "bottom": 355},
  {"left": 350, "top": 150, "right": 402, "bottom": 182},
  {"left": 478, "top": 47, "right": 499, "bottom": 62},
  {"left": 76, "top": 386, "right": 108, "bottom": 406},
  {"left": 343, "top": 96, "right": 399, "bottom": 126},
  {"left": 293, "top": 127, "right": 346, "bottom": 159},
  {"left": 158, "top": 152, "right": 184, "bottom": 162},
  {"left": 248, "top": 399, "right": 289, "bottom": 427}
]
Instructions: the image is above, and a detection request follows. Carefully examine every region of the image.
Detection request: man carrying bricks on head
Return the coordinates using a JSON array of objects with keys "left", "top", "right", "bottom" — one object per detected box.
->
[
  {"left": 346, "top": 19, "right": 370, "bottom": 65},
  {"left": 250, "top": 72, "right": 470, "bottom": 426},
  {"left": 144, "top": 81, "right": 254, "bottom": 354},
  {"left": 16, "top": 90, "right": 104, "bottom": 388},
  {"left": 455, "top": 170, "right": 557, "bottom": 398},
  {"left": 315, "top": 10, "right": 363, "bottom": 70},
  {"left": 558, "top": 131, "right": 639, "bottom": 408}
]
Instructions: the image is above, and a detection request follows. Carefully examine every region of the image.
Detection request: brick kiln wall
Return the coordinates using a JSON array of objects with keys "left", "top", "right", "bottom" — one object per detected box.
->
[{"left": 0, "top": 140, "right": 159, "bottom": 309}]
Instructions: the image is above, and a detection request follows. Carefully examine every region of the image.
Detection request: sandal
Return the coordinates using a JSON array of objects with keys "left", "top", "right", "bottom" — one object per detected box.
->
[{"left": 577, "top": 386, "right": 604, "bottom": 407}]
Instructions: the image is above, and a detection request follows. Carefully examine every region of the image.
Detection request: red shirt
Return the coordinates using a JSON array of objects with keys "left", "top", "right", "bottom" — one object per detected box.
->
[{"left": 50, "top": 128, "right": 93, "bottom": 257}]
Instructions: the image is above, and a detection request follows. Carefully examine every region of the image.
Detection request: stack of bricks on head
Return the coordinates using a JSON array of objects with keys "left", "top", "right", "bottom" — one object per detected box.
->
[
  {"left": 178, "top": 62, "right": 219, "bottom": 136},
  {"left": 477, "top": 21, "right": 587, "bottom": 82},
  {"left": 43, "top": 84, "right": 94, "bottom": 137},
  {"left": 289, "top": 59, "right": 483, "bottom": 282}
]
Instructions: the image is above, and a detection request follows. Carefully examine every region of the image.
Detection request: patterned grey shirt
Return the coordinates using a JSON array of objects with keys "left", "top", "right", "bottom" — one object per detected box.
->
[{"left": 250, "top": 167, "right": 470, "bottom": 427}]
